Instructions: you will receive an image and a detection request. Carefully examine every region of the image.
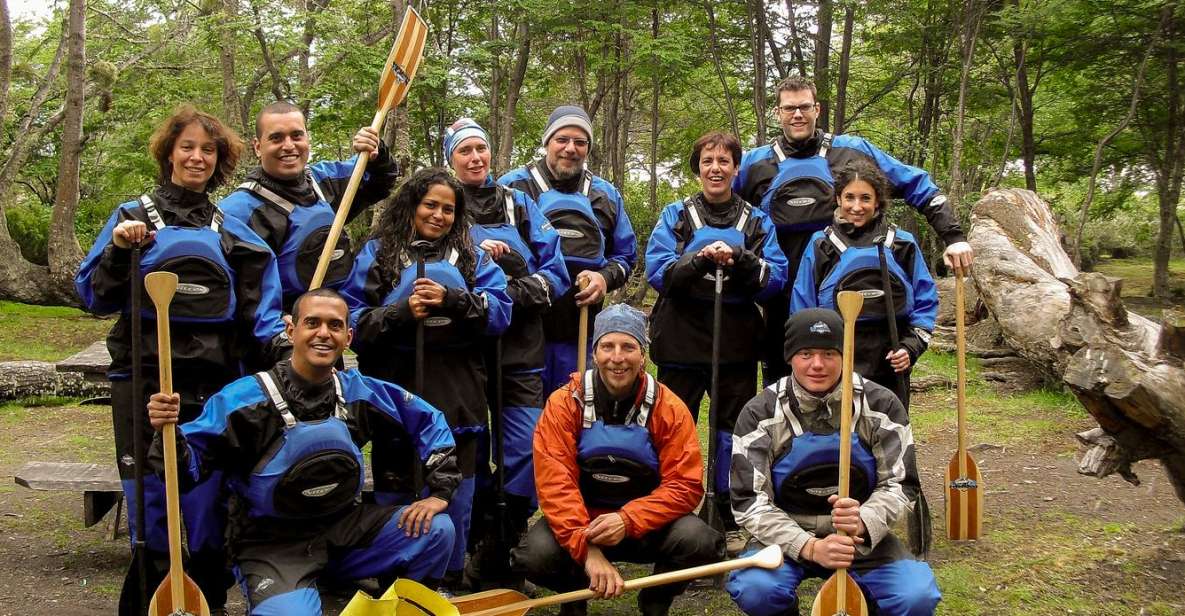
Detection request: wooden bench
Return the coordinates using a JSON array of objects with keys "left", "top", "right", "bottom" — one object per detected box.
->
[{"left": 15, "top": 461, "right": 378, "bottom": 538}]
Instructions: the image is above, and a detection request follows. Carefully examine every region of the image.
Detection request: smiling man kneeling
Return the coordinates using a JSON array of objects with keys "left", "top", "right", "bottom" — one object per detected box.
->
[{"left": 513, "top": 303, "right": 723, "bottom": 616}]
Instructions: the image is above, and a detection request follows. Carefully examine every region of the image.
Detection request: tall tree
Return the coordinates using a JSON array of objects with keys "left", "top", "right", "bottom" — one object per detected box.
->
[
  {"left": 948, "top": 0, "right": 985, "bottom": 211},
  {"left": 47, "top": 0, "right": 86, "bottom": 290},
  {"left": 814, "top": 0, "right": 833, "bottom": 131},
  {"left": 832, "top": 2, "right": 854, "bottom": 134}
]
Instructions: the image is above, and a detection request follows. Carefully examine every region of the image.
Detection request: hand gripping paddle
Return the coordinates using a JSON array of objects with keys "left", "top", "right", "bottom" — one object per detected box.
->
[
  {"left": 449, "top": 545, "right": 783, "bottom": 616},
  {"left": 811, "top": 290, "right": 870, "bottom": 616},
  {"left": 945, "top": 267, "right": 984, "bottom": 541},
  {"left": 309, "top": 8, "right": 428, "bottom": 289},
  {"left": 145, "top": 272, "right": 210, "bottom": 616}
]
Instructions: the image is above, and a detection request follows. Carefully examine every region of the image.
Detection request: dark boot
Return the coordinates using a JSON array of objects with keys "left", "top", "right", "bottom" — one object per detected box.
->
[{"left": 558, "top": 600, "right": 588, "bottom": 616}]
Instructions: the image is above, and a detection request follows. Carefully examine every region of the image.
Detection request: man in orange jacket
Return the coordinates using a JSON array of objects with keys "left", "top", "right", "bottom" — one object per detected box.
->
[{"left": 513, "top": 303, "right": 723, "bottom": 616}]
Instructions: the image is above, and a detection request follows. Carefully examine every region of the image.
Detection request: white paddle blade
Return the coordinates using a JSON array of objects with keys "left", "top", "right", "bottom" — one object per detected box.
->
[{"left": 750, "top": 544, "right": 784, "bottom": 569}]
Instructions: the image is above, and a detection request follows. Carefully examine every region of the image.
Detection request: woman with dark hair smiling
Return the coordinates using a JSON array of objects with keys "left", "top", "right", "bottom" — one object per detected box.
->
[
  {"left": 341, "top": 167, "right": 511, "bottom": 592},
  {"left": 644, "top": 130, "right": 788, "bottom": 555},
  {"left": 75, "top": 104, "right": 290, "bottom": 614}
]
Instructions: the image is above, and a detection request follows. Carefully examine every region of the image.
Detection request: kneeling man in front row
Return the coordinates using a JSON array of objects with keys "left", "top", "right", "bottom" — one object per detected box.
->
[
  {"left": 727, "top": 308, "right": 941, "bottom": 616},
  {"left": 514, "top": 304, "right": 723, "bottom": 616},
  {"left": 149, "top": 288, "right": 459, "bottom": 615}
]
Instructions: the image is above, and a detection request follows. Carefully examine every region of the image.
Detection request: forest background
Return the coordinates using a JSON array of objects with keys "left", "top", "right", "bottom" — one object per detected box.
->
[{"left": 0, "top": 0, "right": 1181, "bottom": 306}]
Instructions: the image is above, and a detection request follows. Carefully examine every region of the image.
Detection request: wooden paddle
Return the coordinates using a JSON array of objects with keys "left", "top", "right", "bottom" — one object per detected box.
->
[
  {"left": 945, "top": 267, "right": 984, "bottom": 541},
  {"left": 810, "top": 290, "right": 870, "bottom": 616},
  {"left": 309, "top": 7, "right": 428, "bottom": 289},
  {"left": 450, "top": 544, "right": 783, "bottom": 616},
  {"left": 576, "top": 277, "right": 590, "bottom": 376},
  {"left": 145, "top": 272, "right": 210, "bottom": 616}
]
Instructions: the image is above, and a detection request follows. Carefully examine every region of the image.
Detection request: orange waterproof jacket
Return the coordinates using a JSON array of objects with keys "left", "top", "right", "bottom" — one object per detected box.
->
[{"left": 533, "top": 371, "right": 705, "bottom": 564}]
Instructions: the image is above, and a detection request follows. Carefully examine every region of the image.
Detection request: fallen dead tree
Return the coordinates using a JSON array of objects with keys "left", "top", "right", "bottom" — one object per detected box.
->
[{"left": 968, "top": 188, "right": 1185, "bottom": 504}]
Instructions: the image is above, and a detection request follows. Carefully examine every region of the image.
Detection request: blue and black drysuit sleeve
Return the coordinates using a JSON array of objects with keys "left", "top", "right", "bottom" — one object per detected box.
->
[
  {"left": 221, "top": 218, "right": 291, "bottom": 367},
  {"left": 596, "top": 181, "right": 638, "bottom": 291},
  {"left": 75, "top": 203, "right": 140, "bottom": 314},
  {"left": 789, "top": 231, "right": 828, "bottom": 313},
  {"left": 309, "top": 142, "right": 399, "bottom": 224},
  {"left": 512, "top": 190, "right": 570, "bottom": 309}
]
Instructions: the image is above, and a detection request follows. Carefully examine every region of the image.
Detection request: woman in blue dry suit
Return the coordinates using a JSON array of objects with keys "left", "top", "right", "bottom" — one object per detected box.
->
[
  {"left": 74, "top": 104, "right": 290, "bottom": 614},
  {"left": 645, "top": 131, "right": 788, "bottom": 554},
  {"left": 789, "top": 159, "right": 938, "bottom": 410},
  {"left": 341, "top": 167, "right": 512, "bottom": 591},
  {"left": 442, "top": 118, "right": 571, "bottom": 589}
]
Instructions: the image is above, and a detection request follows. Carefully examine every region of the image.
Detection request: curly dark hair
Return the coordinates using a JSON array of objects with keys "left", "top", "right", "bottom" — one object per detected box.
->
[
  {"left": 148, "top": 104, "right": 243, "bottom": 190},
  {"left": 372, "top": 167, "right": 476, "bottom": 289},
  {"left": 832, "top": 159, "right": 891, "bottom": 215}
]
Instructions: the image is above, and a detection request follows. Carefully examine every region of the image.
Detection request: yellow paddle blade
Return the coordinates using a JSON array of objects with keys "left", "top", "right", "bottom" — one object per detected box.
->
[
  {"left": 392, "top": 578, "right": 460, "bottom": 615},
  {"left": 810, "top": 571, "right": 869, "bottom": 616},
  {"left": 147, "top": 571, "right": 210, "bottom": 616},
  {"left": 341, "top": 590, "right": 397, "bottom": 616},
  {"left": 376, "top": 7, "right": 429, "bottom": 111}
]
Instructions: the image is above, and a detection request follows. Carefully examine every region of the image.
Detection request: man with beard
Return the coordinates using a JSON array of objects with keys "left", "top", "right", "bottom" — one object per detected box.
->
[{"left": 499, "top": 106, "right": 637, "bottom": 394}]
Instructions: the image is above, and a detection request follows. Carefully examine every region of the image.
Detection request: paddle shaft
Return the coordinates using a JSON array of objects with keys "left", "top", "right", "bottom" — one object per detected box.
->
[
  {"left": 149, "top": 283, "right": 185, "bottom": 610},
  {"left": 576, "top": 277, "right": 590, "bottom": 376},
  {"left": 412, "top": 247, "right": 428, "bottom": 497},
  {"left": 955, "top": 269, "right": 968, "bottom": 477},
  {"left": 463, "top": 548, "right": 774, "bottom": 616},
  {"left": 493, "top": 335, "right": 507, "bottom": 543},
  {"left": 130, "top": 245, "right": 148, "bottom": 609},
  {"left": 309, "top": 9, "right": 426, "bottom": 289},
  {"left": 701, "top": 264, "right": 724, "bottom": 530},
  {"left": 876, "top": 240, "right": 907, "bottom": 402}
]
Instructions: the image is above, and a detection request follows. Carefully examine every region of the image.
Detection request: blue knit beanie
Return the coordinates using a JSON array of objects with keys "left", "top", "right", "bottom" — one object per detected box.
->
[
  {"left": 443, "top": 117, "right": 489, "bottom": 163},
  {"left": 542, "top": 105, "right": 593, "bottom": 148},
  {"left": 593, "top": 303, "right": 649, "bottom": 349}
]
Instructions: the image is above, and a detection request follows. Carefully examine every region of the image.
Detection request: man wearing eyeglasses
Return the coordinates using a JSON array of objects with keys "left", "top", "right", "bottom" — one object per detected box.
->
[
  {"left": 735, "top": 76, "right": 973, "bottom": 387},
  {"left": 500, "top": 105, "right": 638, "bottom": 395}
]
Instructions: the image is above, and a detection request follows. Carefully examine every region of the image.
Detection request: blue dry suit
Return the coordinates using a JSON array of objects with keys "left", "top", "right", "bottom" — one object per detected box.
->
[
  {"left": 466, "top": 180, "right": 569, "bottom": 514},
  {"left": 791, "top": 220, "right": 937, "bottom": 405},
  {"left": 644, "top": 194, "right": 787, "bottom": 525},
  {"left": 733, "top": 130, "right": 963, "bottom": 383},
  {"left": 341, "top": 238, "right": 511, "bottom": 578},
  {"left": 574, "top": 369, "right": 662, "bottom": 509},
  {"left": 152, "top": 363, "right": 460, "bottom": 615},
  {"left": 219, "top": 150, "right": 398, "bottom": 313},
  {"left": 726, "top": 376, "right": 940, "bottom": 616},
  {"left": 75, "top": 184, "right": 290, "bottom": 611},
  {"left": 499, "top": 162, "right": 637, "bottom": 394}
]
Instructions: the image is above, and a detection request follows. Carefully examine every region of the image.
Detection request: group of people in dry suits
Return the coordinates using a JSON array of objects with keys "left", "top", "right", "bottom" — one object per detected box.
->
[{"left": 77, "top": 74, "right": 973, "bottom": 616}]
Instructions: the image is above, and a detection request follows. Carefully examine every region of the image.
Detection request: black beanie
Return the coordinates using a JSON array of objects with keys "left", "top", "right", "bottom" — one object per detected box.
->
[{"left": 784, "top": 308, "right": 844, "bottom": 363}]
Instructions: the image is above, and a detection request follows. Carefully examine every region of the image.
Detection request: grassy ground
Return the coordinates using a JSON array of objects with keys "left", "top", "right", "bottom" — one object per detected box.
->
[
  {"left": 0, "top": 301, "right": 110, "bottom": 362},
  {"left": 1093, "top": 256, "right": 1185, "bottom": 318}
]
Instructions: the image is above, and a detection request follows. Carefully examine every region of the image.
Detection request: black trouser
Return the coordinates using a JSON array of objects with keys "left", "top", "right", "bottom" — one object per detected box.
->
[
  {"left": 656, "top": 363, "right": 757, "bottom": 531},
  {"left": 112, "top": 376, "right": 233, "bottom": 614},
  {"left": 759, "top": 294, "right": 793, "bottom": 385},
  {"left": 512, "top": 515, "right": 723, "bottom": 614}
]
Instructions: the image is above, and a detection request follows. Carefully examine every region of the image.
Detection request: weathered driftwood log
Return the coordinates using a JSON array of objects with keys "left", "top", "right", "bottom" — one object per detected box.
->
[
  {"left": 0, "top": 360, "right": 109, "bottom": 400},
  {"left": 969, "top": 188, "right": 1185, "bottom": 504}
]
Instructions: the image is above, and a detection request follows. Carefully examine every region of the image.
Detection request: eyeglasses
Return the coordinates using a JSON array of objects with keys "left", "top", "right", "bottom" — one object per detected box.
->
[
  {"left": 553, "top": 136, "right": 589, "bottom": 148},
  {"left": 776, "top": 103, "right": 816, "bottom": 115}
]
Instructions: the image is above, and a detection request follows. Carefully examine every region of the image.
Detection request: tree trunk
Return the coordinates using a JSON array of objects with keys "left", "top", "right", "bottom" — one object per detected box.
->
[
  {"left": 749, "top": 0, "right": 768, "bottom": 143},
  {"left": 813, "top": 0, "right": 833, "bottom": 132},
  {"left": 0, "top": 0, "right": 11, "bottom": 143},
  {"left": 832, "top": 3, "right": 854, "bottom": 134},
  {"left": 218, "top": 0, "right": 244, "bottom": 136},
  {"left": 1152, "top": 11, "right": 1184, "bottom": 300},
  {"left": 1012, "top": 0, "right": 1037, "bottom": 192},
  {"left": 46, "top": 0, "right": 87, "bottom": 296},
  {"left": 704, "top": 1, "right": 739, "bottom": 138},
  {"left": 784, "top": 0, "right": 808, "bottom": 76},
  {"left": 948, "top": 0, "right": 983, "bottom": 212},
  {"left": 648, "top": 5, "right": 660, "bottom": 214},
  {"left": 968, "top": 188, "right": 1185, "bottom": 505},
  {"left": 494, "top": 18, "right": 529, "bottom": 176},
  {"left": 761, "top": 6, "right": 787, "bottom": 80}
]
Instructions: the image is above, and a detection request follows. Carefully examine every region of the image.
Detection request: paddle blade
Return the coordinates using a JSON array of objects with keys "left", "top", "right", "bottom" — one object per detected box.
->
[
  {"left": 836, "top": 290, "right": 864, "bottom": 323},
  {"left": 377, "top": 7, "right": 429, "bottom": 110},
  {"left": 945, "top": 450, "right": 984, "bottom": 540},
  {"left": 750, "top": 544, "right": 785, "bottom": 570},
  {"left": 810, "top": 572, "right": 869, "bottom": 616},
  {"left": 451, "top": 589, "right": 530, "bottom": 615},
  {"left": 392, "top": 578, "right": 460, "bottom": 615},
  {"left": 144, "top": 271, "right": 178, "bottom": 309},
  {"left": 147, "top": 572, "right": 210, "bottom": 616},
  {"left": 341, "top": 591, "right": 397, "bottom": 616}
]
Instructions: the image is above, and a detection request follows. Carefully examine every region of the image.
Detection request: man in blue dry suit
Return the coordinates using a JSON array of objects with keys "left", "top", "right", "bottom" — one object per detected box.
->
[
  {"left": 147, "top": 289, "right": 460, "bottom": 615},
  {"left": 220, "top": 101, "right": 400, "bottom": 312},
  {"left": 499, "top": 105, "right": 637, "bottom": 394}
]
